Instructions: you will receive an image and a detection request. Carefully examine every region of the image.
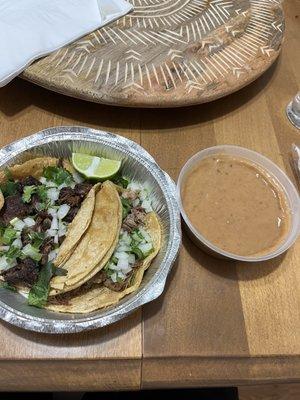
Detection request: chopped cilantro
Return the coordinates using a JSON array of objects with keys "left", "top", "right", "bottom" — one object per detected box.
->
[
  {"left": 28, "top": 231, "right": 45, "bottom": 249},
  {"left": 6, "top": 246, "right": 22, "bottom": 260},
  {"left": 28, "top": 262, "right": 53, "bottom": 308},
  {"left": 112, "top": 175, "right": 130, "bottom": 189},
  {"left": 0, "top": 281, "right": 17, "bottom": 292},
  {"left": 0, "top": 168, "right": 18, "bottom": 197},
  {"left": 22, "top": 185, "right": 36, "bottom": 203},
  {"left": 121, "top": 198, "right": 132, "bottom": 219},
  {"left": 2, "top": 227, "right": 17, "bottom": 245},
  {"left": 0, "top": 180, "right": 18, "bottom": 197},
  {"left": 43, "top": 166, "right": 73, "bottom": 186},
  {"left": 36, "top": 185, "right": 48, "bottom": 202},
  {"left": 131, "top": 247, "right": 144, "bottom": 260},
  {"left": 0, "top": 223, "right": 5, "bottom": 237}
]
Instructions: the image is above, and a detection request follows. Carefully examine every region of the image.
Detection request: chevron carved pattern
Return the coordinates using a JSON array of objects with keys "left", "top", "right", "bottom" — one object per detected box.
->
[{"left": 24, "top": 0, "right": 285, "bottom": 107}]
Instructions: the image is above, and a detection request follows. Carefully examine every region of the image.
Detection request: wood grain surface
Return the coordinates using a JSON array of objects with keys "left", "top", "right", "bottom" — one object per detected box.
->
[
  {"left": 0, "top": 0, "right": 299, "bottom": 392},
  {"left": 22, "top": 0, "right": 284, "bottom": 107}
]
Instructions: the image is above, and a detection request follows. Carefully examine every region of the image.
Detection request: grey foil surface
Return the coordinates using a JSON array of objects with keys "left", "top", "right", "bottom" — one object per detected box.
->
[{"left": 0, "top": 126, "right": 181, "bottom": 334}]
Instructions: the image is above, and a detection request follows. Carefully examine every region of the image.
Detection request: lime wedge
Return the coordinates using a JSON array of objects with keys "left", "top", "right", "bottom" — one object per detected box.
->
[{"left": 72, "top": 153, "right": 121, "bottom": 180}]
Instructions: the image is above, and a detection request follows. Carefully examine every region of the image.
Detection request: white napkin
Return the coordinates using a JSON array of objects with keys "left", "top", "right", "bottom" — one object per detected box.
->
[{"left": 0, "top": 0, "right": 133, "bottom": 87}]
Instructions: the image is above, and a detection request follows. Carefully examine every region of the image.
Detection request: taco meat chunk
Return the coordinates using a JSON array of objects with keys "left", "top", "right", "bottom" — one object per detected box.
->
[
  {"left": 20, "top": 176, "right": 41, "bottom": 188},
  {"left": 40, "top": 237, "right": 55, "bottom": 265},
  {"left": 63, "top": 206, "right": 79, "bottom": 223},
  {"left": 0, "top": 194, "right": 31, "bottom": 225},
  {"left": 74, "top": 183, "right": 93, "bottom": 198},
  {"left": 1, "top": 258, "right": 39, "bottom": 287},
  {"left": 122, "top": 207, "right": 146, "bottom": 233},
  {"left": 103, "top": 277, "right": 128, "bottom": 292},
  {"left": 33, "top": 211, "right": 52, "bottom": 233},
  {"left": 58, "top": 183, "right": 93, "bottom": 207},
  {"left": 58, "top": 182, "right": 93, "bottom": 222}
]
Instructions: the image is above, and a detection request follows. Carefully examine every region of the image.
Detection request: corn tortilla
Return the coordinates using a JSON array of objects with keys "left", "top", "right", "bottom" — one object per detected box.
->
[
  {"left": 49, "top": 180, "right": 122, "bottom": 296},
  {"left": 47, "top": 212, "right": 161, "bottom": 313},
  {"left": 54, "top": 183, "right": 100, "bottom": 267}
]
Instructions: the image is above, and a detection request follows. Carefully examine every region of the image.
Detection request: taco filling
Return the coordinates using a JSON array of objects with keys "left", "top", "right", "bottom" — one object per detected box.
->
[
  {"left": 0, "top": 159, "right": 94, "bottom": 305},
  {"left": 0, "top": 154, "right": 162, "bottom": 313}
]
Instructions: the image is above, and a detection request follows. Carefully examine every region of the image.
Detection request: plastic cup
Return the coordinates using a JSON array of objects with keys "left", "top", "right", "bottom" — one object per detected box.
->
[{"left": 177, "top": 145, "right": 300, "bottom": 262}]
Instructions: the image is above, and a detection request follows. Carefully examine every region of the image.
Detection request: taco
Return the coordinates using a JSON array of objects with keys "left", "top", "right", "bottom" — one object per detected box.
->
[
  {"left": 0, "top": 157, "right": 96, "bottom": 298},
  {"left": 49, "top": 180, "right": 122, "bottom": 295},
  {"left": 47, "top": 212, "right": 161, "bottom": 313}
]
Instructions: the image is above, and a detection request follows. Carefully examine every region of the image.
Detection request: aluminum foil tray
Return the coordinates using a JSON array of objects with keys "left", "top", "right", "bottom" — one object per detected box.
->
[{"left": 0, "top": 126, "right": 181, "bottom": 334}]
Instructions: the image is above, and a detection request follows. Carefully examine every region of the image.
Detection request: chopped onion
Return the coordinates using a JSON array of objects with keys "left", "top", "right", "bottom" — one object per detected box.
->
[
  {"left": 48, "top": 207, "right": 58, "bottom": 217},
  {"left": 118, "top": 271, "right": 126, "bottom": 280},
  {"left": 48, "top": 249, "right": 58, "bottom": 262},
  {"left": 111, "top": 272, "right": 117, "bottom": 283},
  {"left": 139, "top": 243, "right": 152, "bottom": 254},
  {"left": 72, "top": 171, "right": 85, "bottom": 183},
  {"left": 10, "top": 218, "right": 25, "bottom": 231},
  {"left": 47, "top": 188, "right": 60, "bottom": 202},
  {"left": 117, "top": 258, "right": 129, "bottom": 270},
  {"left": 127, "top": 182, "right": 141, "bottom": 192},
  {"left": 45, "top": 180, "right": 56, "bottom": 188},
  {"left": 58, "top": 220, "right": 67, "bottom": 237},
  {"left": 58, "top": 183, "right": 68, "bottom": 191},
  {"left": 128, "top": 254, "right": 135, "bottom": 264},
  {"left": 132, "top": 199, "right": 140, "bottom": 207},
  {"left": 139, "top": 228, "right": 152, "bottom": 243},
  {"left": 0, "top": 246, "right": 9, "bottom": 252},
  {"left": 58, "top": 227, "right": 67, "bottom": 237},
  {"left": 50, "top": 216, "right": 58, "bottom": 231},
  {"left": 141, "top": 199, "right": 152, "bottom": 213},
  {"left": 115, "top": 251, "right": 129, "bottom": 261},
  {"left": 46, "top": 229, "right": 57, "bottom": 238},
  {"left": 39, "top": 177, "right": 47, "bottom": 184},
  {"left": 54, "top": 235, "right": 59, "bottom": 244},
  {"left": 22, "top": 244, "right": 42, "bottom": 261},
  {"left": 120, "top": 232, "right": 131, "bottom": 245},
  {"left": 0, "top": 257, "right": 14, "bottom": 271},
  {"left": 117, "top": 245, "right": 131, "bottom": 252},
  {"left": 57, "top": 204, "right": 70, "bottom": 220},
  {"left": 23, "top": 217, "right": 35, "bottom": 227},
  {"left": 12, "top": 238, "right": 22, "bottom": 249}
]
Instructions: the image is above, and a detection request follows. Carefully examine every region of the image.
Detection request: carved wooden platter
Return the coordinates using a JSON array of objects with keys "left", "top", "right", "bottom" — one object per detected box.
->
[{"left": 22, "top": 0, "right": 284, "bottom": 107}]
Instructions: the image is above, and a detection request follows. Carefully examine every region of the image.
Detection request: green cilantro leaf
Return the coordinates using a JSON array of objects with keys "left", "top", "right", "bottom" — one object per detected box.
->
[
  {"left": 43, "top": 166, "right": 73, "bottom": 186},
  {"left": 22, "top": 185, "right": 37, "bottom": 203},
  {"left": 28, "top": 262, "right": 53, "bottom": 308},
  {"left": 28, "top": 231, "right": 45, "bottom": 249},
  {"left": 112, "top": 175, "right": 130, "bottom": 189},
  {"left": 0, "top": 181, "right": 18, "bottom": 197},
  {"left": 36, "top": 185, "right": 48, "bottom": 202},
  {"left": 121, "top": 198, "right": 132, "bottom": 219}
]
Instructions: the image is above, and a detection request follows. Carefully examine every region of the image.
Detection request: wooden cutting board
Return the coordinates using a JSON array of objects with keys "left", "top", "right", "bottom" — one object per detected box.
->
[{"left": 22, "top": 0, "right": 284, "bottom": 107}]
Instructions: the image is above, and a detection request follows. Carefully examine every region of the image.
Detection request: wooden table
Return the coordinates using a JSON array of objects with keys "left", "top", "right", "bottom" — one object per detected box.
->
[{"left": 0, "top": 1, "right": 299, "bottom": 396}]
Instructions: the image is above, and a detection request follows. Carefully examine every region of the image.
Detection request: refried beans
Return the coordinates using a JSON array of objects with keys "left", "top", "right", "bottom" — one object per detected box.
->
[{"left": 181, "top": 154, "right": 291, "bottom": 256}]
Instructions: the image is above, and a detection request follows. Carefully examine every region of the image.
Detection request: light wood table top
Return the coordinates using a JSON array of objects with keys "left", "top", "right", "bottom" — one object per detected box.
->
[{"left": 0, "top": 0, "right": 299, "bottom": 392}]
